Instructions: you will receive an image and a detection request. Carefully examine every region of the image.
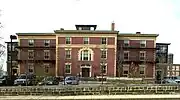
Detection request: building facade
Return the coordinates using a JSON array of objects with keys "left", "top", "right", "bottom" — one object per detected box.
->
[
  {"left": 116, "top": 32, "right": 158, "bottom": 80},
  {"left": 155, "top": 43, "right": 170, "bottom": 83},
  {"left": 167, "top": 64, "right": 180, "bottom": 76},
  {"left": 168, "top": 53, "right": 174, "bottom": 64},
  {"left": 6, "top": 42, "right": 18, "bottom": 77},
  {"left": 16, "top": 24, "right": 118, "bottom": 77}
]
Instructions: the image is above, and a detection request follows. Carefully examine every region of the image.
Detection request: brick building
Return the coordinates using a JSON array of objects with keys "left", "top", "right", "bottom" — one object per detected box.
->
[
  {"left": 16, "top": 24, "right": 118, "bottom": 77},
  {"left": 117, "top": 32, "right": 158, "bottom": 80},
  {"left": 16, "top": 24, "right": 159, "bottom": 79}
]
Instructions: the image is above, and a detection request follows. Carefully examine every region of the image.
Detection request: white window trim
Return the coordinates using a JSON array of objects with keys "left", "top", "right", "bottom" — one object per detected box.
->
[
  {"left": 65, "top": 49, "right": 71, "bottom": 59},
  {"left": 78, "top": 48, "right": 94, "bottom": 61},
  {"left": 124, "top": 40, "right": 129, "bottom": 47},
  {"left": 65, "top": 63, "right": 71, "bottom": 74},
  {"left": 101, "top": 48, "right": 107, "bottom": 59},
  {"left": 28, "top": 39, "right": 34, "bottom": 46},
  {"left": 100, "top": 63, "right": 107, "bottom": 75},
  {"left": 140, "top": 40, "right": 146, "bottom": 48},
  {"left": 28, "top": 63, "right": 34, "bottom": 73},
  {"left": 123, "top": 51, "right": 129, "bottom": 61},
  {"left": 44, "top": 50, "right": 50, "bottom": 60},
  {"left": 123, "top": 64, "right": 129, "bottom": 76},
  {"left": 139, "top": 51, "right": 146, "bottom": 61},
  {"left": 44, "top": 40, "right": 50, "bottom": 47},
  {"left": 101, "top": 37, "right": 107, "bottom": 45},
  {"left": 83, "top": 37, "right": 89, "bottom": 44},
  {"left": 65, "top": 37, "right": 72, "bottom": 44},
  {"left": 139, "top": 64, "right": 146, "bottom": 75},
  {"left": 28, "top": 50, "right": 34, "bottom": 60}
]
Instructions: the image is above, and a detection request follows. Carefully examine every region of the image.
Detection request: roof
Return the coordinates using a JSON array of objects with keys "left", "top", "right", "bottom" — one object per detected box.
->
[
  {"left": 54, "top": 30, "right": 119, "bottom": 34},
  {"left": 118, "top": 33, "right": 159, "bottom": 37},
  {"left": 156, "top": 43, "right": 171, "bottom": 45},
  {"left": 16, "top": 33, "right": 55, "bottom": 36}
]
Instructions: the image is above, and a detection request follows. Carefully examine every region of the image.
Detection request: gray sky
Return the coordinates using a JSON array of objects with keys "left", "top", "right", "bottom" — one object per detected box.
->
[{"left": 0, "top": 0, "right": 180, "bottom": 68}]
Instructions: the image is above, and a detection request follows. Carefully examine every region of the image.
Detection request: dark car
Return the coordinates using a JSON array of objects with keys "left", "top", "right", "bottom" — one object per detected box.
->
[
  {"left": 14, "top": 73, "right": 36, "bottom": 86},
  {"left": 38, "top": 76, "right": 59, "bottom": 85},
  {"left": 0, "top": 75, "right": 13, "bottom": 86},
  {"left": 62, "top": 76, "right": 79, "bottom": 85}
]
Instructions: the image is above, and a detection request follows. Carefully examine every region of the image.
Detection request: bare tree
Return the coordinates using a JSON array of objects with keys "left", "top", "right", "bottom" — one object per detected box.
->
[{"left": 116, "top": 44, "right": 123, "bottom": 77}]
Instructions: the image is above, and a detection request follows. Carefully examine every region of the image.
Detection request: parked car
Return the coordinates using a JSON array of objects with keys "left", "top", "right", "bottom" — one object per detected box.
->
[
  {"left": 0, "top": 75, "right": 13, "bottom": 86},
  {"left": 62, "top": 76, "right": 79, "bottom": 85},
  {"left": 162, "top": 79, "right": 177, "bottom": 84},
  {"left": 38, "top": 76, "right": 59, "bottom": 85},
  {"left": 14, "top": 73, "right": 36, "bottom": 86}
]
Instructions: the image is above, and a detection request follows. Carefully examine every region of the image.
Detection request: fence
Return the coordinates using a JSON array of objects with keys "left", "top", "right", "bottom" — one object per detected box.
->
[{"left": 0, "top": 85, "right": 179, "bottom": 96}]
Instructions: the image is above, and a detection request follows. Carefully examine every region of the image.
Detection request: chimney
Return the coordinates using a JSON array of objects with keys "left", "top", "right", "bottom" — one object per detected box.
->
[
  {"left": 136, "top": 32, "right": 141, "bottom": 34},
  {"left": 111, "top": 21, "right": 115, "bottom": 31}
]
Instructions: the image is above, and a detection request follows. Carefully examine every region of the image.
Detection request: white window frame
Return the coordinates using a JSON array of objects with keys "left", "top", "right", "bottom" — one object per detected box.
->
[
  {"left": 28, "top": 50, "right": 34, "bottom": 60},
  {"left": 123, "top": 51, "right": 129, "bottom": 61},
  {"left": 65, "top": 63, "right": 71, "bottom": 74},
  {"left": 140, "top": 40, "right": 146, "bottom": 48},
  {"left": 65, "top": 37, "right": 71, "bottom": 44},
  {"left": 28, "top": 39, "right": 34, "bottom": 46},
  {"left": 139, "top": 51, "right": 146, "bottom": 61},
  {"left": 123, "top": 64, "right": 129, "bottom": 77},
  {"left": 28, "top": 63, "right": 34, "bottom": 73},
  {"left": 139, "top": 64, "right": 146, "bottom": 75},
  {"left": 44, "top": 50, "right": 50, "bottom": 60},
  {"left": 83, "top": 37, "right": 89, "bottom": 44},
  {"left": 65, "top": 49, "right": 71, "bottom": 59},
  {"left": 101, "top": 48, "right": 107, "bottom": 59},
  {"left": 44, "top": 63, "right": 50, "bottom": 74},
  {"left": 124, "top": 40, "right": 129, "bottom": 47},
  {"left": 100, "top": 63, "right": 107, "bottom": 75},
  {"left": 44, "top": 40, "right": 50, "bottom": 47},
  {"left": 101, "top": 37, "right": 107, "bottom": 45},
  {"left": 80, "top": 50, "right": 92, "bottom": 61}
]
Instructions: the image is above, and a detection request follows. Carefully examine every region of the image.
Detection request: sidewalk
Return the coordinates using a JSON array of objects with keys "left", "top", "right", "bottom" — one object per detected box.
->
[{"left": 1, "top": 94, "right": 180, "bottom": 100}]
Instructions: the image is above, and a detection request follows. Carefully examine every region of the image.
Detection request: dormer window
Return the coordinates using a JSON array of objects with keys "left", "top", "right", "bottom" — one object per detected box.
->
[
  {"left": 90, "top": 27, "right": 94, "bottom": 30},
  {"left": 79, "top": 27, "right": 82, "bottom": 30}
]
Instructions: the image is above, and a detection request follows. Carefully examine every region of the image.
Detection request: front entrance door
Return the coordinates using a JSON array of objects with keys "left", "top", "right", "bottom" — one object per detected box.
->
[{"left": 82, "top": 68, "right": 90, "bottom": 77}]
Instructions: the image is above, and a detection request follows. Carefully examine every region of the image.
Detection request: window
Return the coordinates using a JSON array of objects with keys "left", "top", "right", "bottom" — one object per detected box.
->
[
  {"left": 28, "top": 40, "right": 34, "bottom": 46},
  {"left": 83, "top": 37, "right": 89, "bottom": 44},
  {"left": 65, "top": 37, "right": 71, "bottom": 44},
  {"left": 123, "top": 65, "right": 129, "bottom": 77},
  {"left": 139, "top": 65, "right": 145, "bottom": 75},
  {"left": 28, "top": 63, "right": 34, "bottom": 73},
  {"left": 123, "top": 51, "right": 129, "bottom": 61},
  {"left": 44, "top": 63, "right": 50, "bottom": 74},
  {"left": 28, "top": 50, "right": 34, "bottom": 60},
  {"left": 124, "top": 40, "right": 129, "bottom": 47},
  {"left": 80, "top": 50, "right": 92, "bottom": 61},
  {"left": 101, "top": 49, "right": 107, "bottom": 59},
  {"left": 140, "top": 40, "right": 146, "bottom": 48},
  {"left": 65, "top": 63, "right": 71, "bottom": 74},
  {"left": 139, "top": 51, "right": 146, "bottom": 61},
  {"left": 44, "top": 40, "right": 50, "bottom": 47},
  {"left": 101, "top": 37, "right": 107, "bottom": 44},
  {"left": 44, "top": 50, "right": 50, "bottom": 60},
  {"left": 8, "top": 44, "right": 15, "bottom": 51},
  {"left": 8, "top": 55, "right": 11, "bottom": 61},
  {"left": 65, "top": 49, "right": 71, "bottom": 59},
  {"left": 101, "top": 64, "right": 107, "bottom": 74}
]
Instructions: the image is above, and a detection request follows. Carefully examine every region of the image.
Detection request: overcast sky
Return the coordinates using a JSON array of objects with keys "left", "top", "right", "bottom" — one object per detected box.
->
[{"left": 0, "top": 0, "right": 180, "bottom": 70}]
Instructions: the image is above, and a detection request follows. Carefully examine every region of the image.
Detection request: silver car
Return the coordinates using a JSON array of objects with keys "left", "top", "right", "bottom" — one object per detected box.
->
[{"left": 62, "top": 76, "right": 79, "bottom": 85}]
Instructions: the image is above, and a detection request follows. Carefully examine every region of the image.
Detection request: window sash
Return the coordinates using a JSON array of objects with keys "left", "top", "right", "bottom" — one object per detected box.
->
[
  {"left": 123, "top": 52, "right": 129, "bottom": 60},
  {"left": 65, "top": 37, "right": 71, "bottom": 44},
  {"left": 140, "top": 40, "right": 146, "bottom": 47},
  {"left": 83, "top": 37, "right": 89, "bottom": 44},
  {"left": 124, "top": 40, "right": 129, "bottom": 47},
  {"left": 101, "top": 50, "right": 107, "bottom": 59},
  {"left": 44, "top": 64, "right": 50, "bottom": 73},
  {"left": 65, "top": 50, "right": 71, "bottom": 59},
  {"left": 44, "top": 40, "right": 50, "bottom": 47},
  {"left": 65, "top": 64, "right": 71, "bottom": 74},
  {"left": 101, "top": 38, "right": 107, "bottom": 44},
  {"left": 139, "top": 52, "right": 146, "bottom": 60},
  {"left": 139, "top": 65, "right": 145, "bottom": 75},
  {"left": 28, "top": 51, "right": 34, "bottom": 59},
  {"left": 28, "top": 40, "right": 34, "bottom": 46},
  {"left": 101, "top": 65, "right": 107, "bottom": 74},
  {"left": 44, "top": 50, "right": 50, "bottom": 60}
]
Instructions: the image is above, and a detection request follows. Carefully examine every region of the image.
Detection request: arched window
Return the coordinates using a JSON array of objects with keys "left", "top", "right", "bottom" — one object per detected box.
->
[{"left": 79, "top": 48, "right": 93, "bottom": 61}]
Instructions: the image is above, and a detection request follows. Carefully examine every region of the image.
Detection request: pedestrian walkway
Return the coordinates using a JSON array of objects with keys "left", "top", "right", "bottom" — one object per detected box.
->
[{"left": 1, "top": 94, "right": 180, "bottom": 100}]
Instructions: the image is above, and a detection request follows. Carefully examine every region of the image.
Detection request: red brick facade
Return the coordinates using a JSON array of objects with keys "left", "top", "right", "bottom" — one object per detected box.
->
[{"left": 16, "top": 27, "right": 158, "bottom": 78}]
